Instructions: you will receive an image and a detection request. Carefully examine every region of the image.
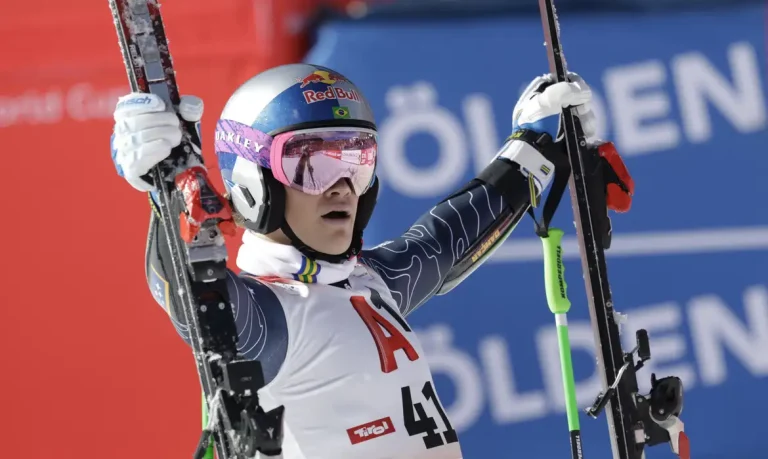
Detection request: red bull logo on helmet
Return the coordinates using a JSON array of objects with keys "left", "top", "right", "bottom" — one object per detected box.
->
[
  {"left": 303, "top": 86, "right": 361, "bottom": 105},
  {"left": 298, "top": 70, "right": 349, "bottom": 88},
  {"left": 298, "top": 70, "right": 359, "bottom": 104}
]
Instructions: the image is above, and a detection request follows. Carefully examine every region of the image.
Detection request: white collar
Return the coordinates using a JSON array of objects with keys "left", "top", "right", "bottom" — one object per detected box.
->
[{"left": 236, "top": 230, "right": 358, "bottom": 284}]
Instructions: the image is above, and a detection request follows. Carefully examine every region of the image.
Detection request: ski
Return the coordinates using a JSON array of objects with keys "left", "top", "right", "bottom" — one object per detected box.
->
[
  {"left": 534, "top": 1, "right": 690, "bottom": 458},
  {"left": 108, "top": 1, "right": 284, "bottom": 458}
]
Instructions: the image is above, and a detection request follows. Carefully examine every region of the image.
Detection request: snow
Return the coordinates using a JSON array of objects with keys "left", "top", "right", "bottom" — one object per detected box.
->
[{"left": 123, "top": 0, "right": 155, "bottom": 36}]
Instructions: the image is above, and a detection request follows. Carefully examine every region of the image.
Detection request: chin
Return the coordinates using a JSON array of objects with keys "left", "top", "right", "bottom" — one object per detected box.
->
[
  {"left": 317, "top": 230, "right": 352, "bottom": 254},
  {"left": 306, "top": 218, "right": 356, "bottom": 255},
  {"left": 325, "top": 237, "right": 354, "bottom": 256}
]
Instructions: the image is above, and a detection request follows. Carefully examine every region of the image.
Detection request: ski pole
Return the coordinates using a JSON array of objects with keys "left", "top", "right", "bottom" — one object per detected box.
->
[{"left": 540, "top": 228, "right": 584, "bottom": 459}]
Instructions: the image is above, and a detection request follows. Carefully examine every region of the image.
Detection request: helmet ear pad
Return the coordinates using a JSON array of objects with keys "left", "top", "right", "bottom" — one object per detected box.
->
[
  {"left": 354, "top": 176, "right": 379, "bottom": 237},
  {"left": 228, "top": 156, "right": 285, "bottom": 234}
]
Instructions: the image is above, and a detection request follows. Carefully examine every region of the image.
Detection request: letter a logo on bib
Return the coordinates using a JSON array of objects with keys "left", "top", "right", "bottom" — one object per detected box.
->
[{"left": 350, "top": 296, "right": 419, "bottom": 373}]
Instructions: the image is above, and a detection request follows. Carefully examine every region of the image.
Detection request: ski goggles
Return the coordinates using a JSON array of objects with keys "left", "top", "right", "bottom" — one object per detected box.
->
[{"left": 270, "top": 127, "right": 377, "bottom": 196}]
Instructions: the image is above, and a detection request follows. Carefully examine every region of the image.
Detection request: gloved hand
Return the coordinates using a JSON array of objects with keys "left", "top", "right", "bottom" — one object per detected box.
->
[
  {"left": 510, "top": 72, "right": 634, "bottom": 213},
  {"left": 512, "top": 72, "right": 597, "bottom": 142},
  {"left": 111, "top": 92, "right": 204, "bottom": 192}
]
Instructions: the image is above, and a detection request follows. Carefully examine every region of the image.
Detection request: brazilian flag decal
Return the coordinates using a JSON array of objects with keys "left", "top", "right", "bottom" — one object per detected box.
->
[{"left": 333, "top": 106, "right": 350, "bottom": 119}]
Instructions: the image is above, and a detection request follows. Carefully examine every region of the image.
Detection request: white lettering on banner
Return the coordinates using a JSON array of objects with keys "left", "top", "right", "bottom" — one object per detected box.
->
[
  {"left": 0, "top": 84, "right": 126, "bottom": 128},
  {"left": 0, "top": 91, "right": 62, "bottom": 128},
  {"left": 462, "top": 94, "right": 500, "bottom": 174},
  {"left": 378, "top": 82, "right": 468, "bottom": 197},
  {"left": 604, "top": 61, "right": 681, "bottom": 155},
  {"left": 415, "top": 283, "right": 768, "bottom": 432},
  {"left": 378, "top": 41, "right": 766, "bottom": 199},
  {"left": 479, "top": 335, "right": 547, "bottom": 423},
  {"left": 673, "top": 42, "right": 766, "bottom": 143},
  {"left": 67, "top": 84, "right": 127, "bottom": 121},
  {"left": 689, "top": 285, "right": 768, "bottom": 386}
]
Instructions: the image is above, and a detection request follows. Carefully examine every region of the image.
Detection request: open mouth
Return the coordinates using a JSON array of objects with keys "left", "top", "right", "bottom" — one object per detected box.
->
[{"left": 321, "top": 210, "right": 351, "bottom": 220}]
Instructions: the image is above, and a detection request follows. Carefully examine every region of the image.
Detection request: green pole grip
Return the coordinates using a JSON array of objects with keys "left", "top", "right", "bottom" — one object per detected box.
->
[{"left": 541, "top": 228, "right": 571, "bottom": 315}]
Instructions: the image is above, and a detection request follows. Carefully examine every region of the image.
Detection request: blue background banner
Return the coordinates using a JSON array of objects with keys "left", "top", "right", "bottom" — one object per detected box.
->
[{"left": 306, "top": 4, "right": 768, "bottom": 459}]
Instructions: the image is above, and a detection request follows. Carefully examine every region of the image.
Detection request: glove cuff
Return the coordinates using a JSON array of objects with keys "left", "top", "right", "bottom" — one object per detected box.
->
[{"left": 496, "top": 130, "right": 557, "bottom": 192}]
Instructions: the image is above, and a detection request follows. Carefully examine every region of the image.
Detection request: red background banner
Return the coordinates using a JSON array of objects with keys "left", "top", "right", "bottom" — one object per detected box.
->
[{"left": 0, "top": 0, "right": 338, "bottom": 456}]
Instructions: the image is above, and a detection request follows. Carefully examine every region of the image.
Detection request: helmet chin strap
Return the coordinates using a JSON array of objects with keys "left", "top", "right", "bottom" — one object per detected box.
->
[{"left": 280, "top": 219, "right": 363, "bottom": 264}]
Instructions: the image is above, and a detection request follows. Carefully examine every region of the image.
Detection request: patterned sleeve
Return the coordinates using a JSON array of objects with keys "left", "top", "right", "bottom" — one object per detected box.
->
[
  {"left": 359, "top": 182, "right": 508, "bottom": 317},
  {"left": 145, "top": 209, "right": 289, "bottom": 385}
]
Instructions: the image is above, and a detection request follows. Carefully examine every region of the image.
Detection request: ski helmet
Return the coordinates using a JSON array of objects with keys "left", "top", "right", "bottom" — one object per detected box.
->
[{"left": 215, "top": 63, "right": 379, "bottom": 262}]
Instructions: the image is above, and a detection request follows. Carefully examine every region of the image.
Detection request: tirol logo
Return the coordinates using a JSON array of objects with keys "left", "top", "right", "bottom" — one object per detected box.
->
[
  {"left": 346, "top": 417, "right": 395, "bottom": 445},
  {"left": 304, "top": 86, "right": 361, "bottom": 105},
  {"left": 298, "top": 70, "right": 348, "bottom": 88}
]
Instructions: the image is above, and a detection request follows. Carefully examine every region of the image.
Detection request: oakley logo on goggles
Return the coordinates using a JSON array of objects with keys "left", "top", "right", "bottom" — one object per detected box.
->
[{"left": 215, "top": 122, "right": 377, "bottom": 196}]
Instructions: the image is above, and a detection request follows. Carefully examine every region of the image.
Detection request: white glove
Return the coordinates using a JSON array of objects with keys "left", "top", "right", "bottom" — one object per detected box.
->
[
  {"left": 111, "top": 92, "right": 204, "bottom": 192},
  {"left": 512, "top": 72, "right": 597, "bottom": 142}
]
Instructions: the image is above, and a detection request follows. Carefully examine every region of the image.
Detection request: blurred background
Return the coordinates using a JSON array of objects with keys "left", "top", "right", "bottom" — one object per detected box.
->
[{"left": 1, "top": 0, "right": 766, "bottom": 458}]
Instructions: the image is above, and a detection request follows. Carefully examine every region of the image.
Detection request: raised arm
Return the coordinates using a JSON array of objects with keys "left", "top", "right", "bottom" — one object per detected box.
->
[
  {"left": 144, "top": 205, "right": 289, "bottom": 384},
  {"left": 111, "top": 92, "right": 289, "bottom": 384},
  {"left": 360, "top": 72, "right": 612, "bottom": 317},
  {"left": 360, "top": 132, "right": 554, "bottom": 316}
]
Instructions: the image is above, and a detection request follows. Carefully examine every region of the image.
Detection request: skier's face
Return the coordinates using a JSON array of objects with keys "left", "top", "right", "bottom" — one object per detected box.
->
[{"left": 283, "top": 178, "right": 359, "bottom": 255}]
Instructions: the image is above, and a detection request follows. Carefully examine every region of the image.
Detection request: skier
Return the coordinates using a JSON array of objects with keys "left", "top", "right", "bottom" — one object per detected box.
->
[{"left": 111, "top": 63, "right": 632, "bottom": 459}]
